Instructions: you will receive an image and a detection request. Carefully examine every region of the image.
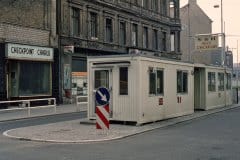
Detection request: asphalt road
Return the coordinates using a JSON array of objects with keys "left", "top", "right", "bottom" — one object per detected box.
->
[{"left": 0, "top": 108, "right": 240, "bottom": 160}]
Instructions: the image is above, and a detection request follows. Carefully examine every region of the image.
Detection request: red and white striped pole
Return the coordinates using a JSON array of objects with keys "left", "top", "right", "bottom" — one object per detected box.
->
[{"left": 96, "top": 104, "right": 109, "bottom": 129}]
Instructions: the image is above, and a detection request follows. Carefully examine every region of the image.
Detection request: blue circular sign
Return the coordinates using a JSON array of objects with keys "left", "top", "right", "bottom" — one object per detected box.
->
[{"left": 95, "top": 87, "right": 110, "bottom": 105}]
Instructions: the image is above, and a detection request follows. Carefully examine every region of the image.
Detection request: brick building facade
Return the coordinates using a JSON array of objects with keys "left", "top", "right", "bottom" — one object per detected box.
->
[{"left": 0, "top": 0, "right": 60, "bottom": 107}]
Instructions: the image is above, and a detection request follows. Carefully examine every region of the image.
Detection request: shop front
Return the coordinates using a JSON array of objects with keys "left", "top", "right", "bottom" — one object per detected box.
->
[{"left": 5, "top": 43, "right": 54, "bottom": 100}]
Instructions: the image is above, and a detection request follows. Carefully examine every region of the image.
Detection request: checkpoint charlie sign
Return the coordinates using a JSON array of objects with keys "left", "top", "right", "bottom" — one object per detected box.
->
[
  {"left": 195, "top": 34, "right": 219, "bottom": 51},
  {"left": 6, "top": 43, "right": 53, "bottom": 61}
]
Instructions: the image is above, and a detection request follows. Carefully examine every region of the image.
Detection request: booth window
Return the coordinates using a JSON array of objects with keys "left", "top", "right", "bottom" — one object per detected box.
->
[
  {"left": 149, "top": 68, "right": 164, "bottom": 95},
  {"left": 156, "top": 70, "right": 164, "bottom": 94},
  {"left": 177, "top": 70, "right": 188, "bottom": 93},
  {"left": 226, "top": 73, "right": 231, "bottom": 90},
  {"left": 208, "top": 72, "right": 216, "bottom": 92},
  {"left": 218, "top": 73, "right": 224, "bottom": 91},
  {"left": 119, "top": 67, "right": 128, "bottom": 95},
  {"left": 94, "top": 70, "right": 109, "bottom": 89}
]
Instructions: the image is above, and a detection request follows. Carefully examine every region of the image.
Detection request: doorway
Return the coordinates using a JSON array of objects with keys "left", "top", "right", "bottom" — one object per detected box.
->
[
  {"left": 194, "top": 67, "right": 206, "bottom": 110},
  {"left": 91, "top": 68, "right": 113, "bottom": 118}
]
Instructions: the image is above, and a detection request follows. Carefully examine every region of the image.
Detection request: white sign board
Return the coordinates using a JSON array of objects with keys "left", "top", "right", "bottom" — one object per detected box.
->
[
  {"left": 195, "top": 34, "right": 219, "bottom": 51},
  {"left": 6, "top": 43, "right": 53, "bottom": 61},
  {"left": 64, "top": 45, "right": 74, "bottom": 54}
]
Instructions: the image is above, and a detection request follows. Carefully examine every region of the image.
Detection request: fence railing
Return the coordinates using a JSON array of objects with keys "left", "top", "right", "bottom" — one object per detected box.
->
[
  {"left": 0, "top": 98, "right": 56, "bottom": 116},
  {"left": 76, "top": 96, "right": 88, "bottom": 112}
]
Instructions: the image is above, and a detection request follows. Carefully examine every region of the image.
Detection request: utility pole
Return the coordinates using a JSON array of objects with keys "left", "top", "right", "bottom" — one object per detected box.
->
[
  {"left": 214, "top": 0, "right": 225, "bottom": 66},
  {"left": 237, "top": 40, "right": 239, "bottom": 103}
]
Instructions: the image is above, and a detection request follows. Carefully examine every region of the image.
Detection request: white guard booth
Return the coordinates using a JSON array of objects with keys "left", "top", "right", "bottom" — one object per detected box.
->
[
  {"left": 88, "top": 55, "right": 195, "bottom": 125},
  {"left": 194, "top": 64, "right": 232, "bottom": 110}
]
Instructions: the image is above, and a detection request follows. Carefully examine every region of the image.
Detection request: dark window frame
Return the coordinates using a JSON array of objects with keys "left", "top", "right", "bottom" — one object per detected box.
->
[
  {"left": 153, "top": 29, "right": 158, "bottom": 50},
  {"left": 226, "top": 73, "right": 232, "bottom": 90},
  {"left": 105, "top": 18, "right": 113, "bottom": 43},
  {"left": 177, "top": 70, "right": 188, "bottom": 94},
  {"left": 119, "top": 21, "right": 126, "bottom": 45},
  {"left": 218, "top": 72, "right": 225, "bottom": 91},
  {"left": 132, "top": 23, "right": 138, "bottom": 47},
  {"left": 143, "top": 26, "right": 148, "bottom": 48},
  {"left": 90, "top": 12, "right": 98, "bottom": 38},
  {"left": 71, "top": 7, "right": 80, "bottom": 36},
  {"left": 149, "top": 68, "right": 164, "bottom": 95},
  {"left": 119, "top": 67, "right": 128, "bottom": 95},
  {"left": 208, "top": 72, "right": 216, "bottom": 92}
]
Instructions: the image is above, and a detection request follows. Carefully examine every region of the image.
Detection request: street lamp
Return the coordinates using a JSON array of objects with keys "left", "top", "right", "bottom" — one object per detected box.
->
[
  {"left": 237, "top": 40, "right": 239, "bottom": 103},
  {"left": 214, "top": 0, "right": 225, "bottom": 66}
]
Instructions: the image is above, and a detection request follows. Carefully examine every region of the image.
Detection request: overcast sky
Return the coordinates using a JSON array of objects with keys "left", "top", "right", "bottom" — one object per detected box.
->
[{"left": 180, "top": 0, "right": 240, "bottom": 63}]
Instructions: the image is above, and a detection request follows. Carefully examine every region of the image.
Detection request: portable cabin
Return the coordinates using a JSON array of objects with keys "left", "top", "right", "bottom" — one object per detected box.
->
[
  {"left": 87, "top": 55, "right": 195, "bottom": 125},
  {"left": 194, "top": 64, "right": 232, "bottom": 110}
]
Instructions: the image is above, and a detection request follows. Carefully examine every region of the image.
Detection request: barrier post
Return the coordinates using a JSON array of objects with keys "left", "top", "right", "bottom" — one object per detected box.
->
[
  {"left": 95, "top": 87, "right": 110, "bottom": 130},
  {"left": 96, "top": 104, "right": 109, "bottom": 129},
  {"left": 53, "top": 98, "right": 56, "bottom": 113},
  {"left": 27, "top": 101, "right": 31, "bottom": 116}
]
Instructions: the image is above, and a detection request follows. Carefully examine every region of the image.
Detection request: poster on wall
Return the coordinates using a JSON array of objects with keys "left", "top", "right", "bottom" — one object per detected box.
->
[{"left": 64, "top": 64, "right": 71, "bottom": 89}]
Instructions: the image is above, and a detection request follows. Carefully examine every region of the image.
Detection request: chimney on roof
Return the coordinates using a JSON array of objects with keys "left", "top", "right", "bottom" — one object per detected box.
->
[{"left": 189, "top": 0, "right": 197, "bottom": 5}]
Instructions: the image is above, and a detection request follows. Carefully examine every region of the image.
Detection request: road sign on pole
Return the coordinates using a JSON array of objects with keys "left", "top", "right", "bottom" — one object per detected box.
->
[
  {"left": 95, "top": 87, "right": 110, "bottom": 106},
  {"left": 95, "top": 87, "right": 110, "bottom": 130}
]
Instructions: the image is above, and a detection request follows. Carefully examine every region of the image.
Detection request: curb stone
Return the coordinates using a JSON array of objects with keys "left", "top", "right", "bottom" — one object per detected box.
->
[{"left": 3, "top": 105, "right": 240, "bottom": 143}]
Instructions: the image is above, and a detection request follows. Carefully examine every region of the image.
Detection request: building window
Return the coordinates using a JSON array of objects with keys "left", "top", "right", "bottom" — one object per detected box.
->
[
  {"left": 90, "top": 12, "right": 98, "bottom": 38},
  {"left": 161, "top": 31, "right": 167, "bottom": 51},
  {"left": 132, "top": 0, "right": 138, "bottom": 5},
  {"left": 119, "top": 67, "right": 128, "bottom": 95},
  {"left": 170, "top": 31, "right": 180, "bottom": 52},
  {"left": 132, "top": 23, "right": 138, "bottom": 46},
  {"left": 143, "top": 27, "right": 148, "bottom": 48},
  {"left": 152, "top": 0, "right": 158, "bottom": 12},
  {"left": 218, "top": 73, "right": 224, "bottom": 91},
  {"left": 208, "top": 72, "right": 216, "bottom": 92},
  {"left": 71, "top": 7, "right": 80, "bottom": 36},
  {"left": 9, "top": 61, "right": 51, "bottom": 97},
  {"left": 226, "top": 73, "right": 231, "bottom": 90},
  {"left": 160, "top": 0, "right": 167, "bottom": 16},
  {"left": 119, "top": 21, "right": 126, "bottom": 45},
  {"left": 106, "top": 18, "right": 113, "bottom": 43},
  {"left": 142, "top": 0, "right": 148, "bottom": 9},
  {"left": 169, "top": 1, "right": 175, "bottom": 18},
  {"left": 170, "top": 32, "right": 175, "bottom": 52},
  {"left": 170, "top": 0, "right": 179, "bottom": 18},
  {"left": 177, "top": 70, "right": 188, "bottom": 93},
  {"left": 153, "top": 29, "right": 158, "bottom": 50},
  {"left": 149, "top": 68, "right": 164, "bottom": 95}
]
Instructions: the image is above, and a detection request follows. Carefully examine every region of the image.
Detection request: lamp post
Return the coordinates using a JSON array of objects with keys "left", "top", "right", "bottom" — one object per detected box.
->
[
  {"left": 214, "top": 0, "right": 225, "bottom": 66},
  {"left": 237, "top": 40, "right": 239, "bottom": 103}
]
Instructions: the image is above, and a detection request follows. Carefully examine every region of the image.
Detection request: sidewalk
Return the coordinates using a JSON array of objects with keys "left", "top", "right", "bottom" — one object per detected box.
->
[
  {"left": 0, "top": 103, "right": 87, "bottom": 122},
  {"left": 3, "top": 104, "right": 240, "bottom": 143}
]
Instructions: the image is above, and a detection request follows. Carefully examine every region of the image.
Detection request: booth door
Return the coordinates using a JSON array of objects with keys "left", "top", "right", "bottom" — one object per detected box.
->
[{"left": 92, "top": 69, "right": 113, "bottom": 118}]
